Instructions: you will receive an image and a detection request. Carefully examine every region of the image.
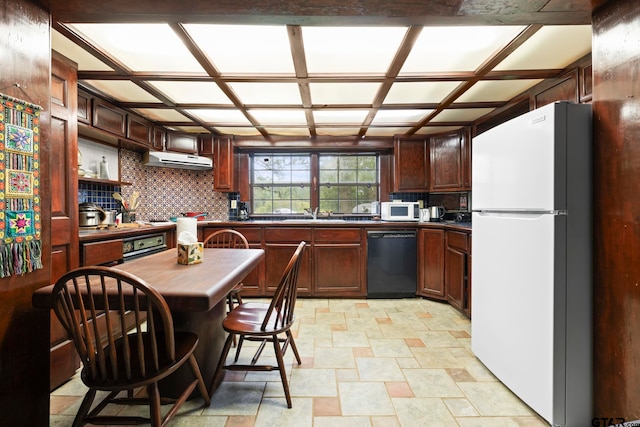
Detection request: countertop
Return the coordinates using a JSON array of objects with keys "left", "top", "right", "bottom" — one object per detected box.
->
[
  {"left": 78, "top": 219, "right": 471, "bottom": 242},
  {"left": 79, "top": 223, "right": 176, "bottom": 242}
]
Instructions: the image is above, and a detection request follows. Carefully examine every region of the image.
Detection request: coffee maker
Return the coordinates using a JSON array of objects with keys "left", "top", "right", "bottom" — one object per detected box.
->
[{"left": 238, "top": 202, "right": 249, "bottom": 221}]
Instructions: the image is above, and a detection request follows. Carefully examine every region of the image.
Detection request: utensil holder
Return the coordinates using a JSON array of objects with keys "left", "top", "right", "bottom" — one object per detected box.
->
[{"left": 123, "top": 210, "right": 136, "bottom": 223}]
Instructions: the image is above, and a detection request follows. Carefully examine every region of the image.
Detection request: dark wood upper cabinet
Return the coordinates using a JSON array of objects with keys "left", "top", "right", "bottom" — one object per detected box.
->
[
  {"left": 126, "top": 114, "right": 153, "bottom": 146},
  {"left": 199, "top": 134, "right": 214, "bottom": 156},
  {"left": 152, "top": 126, "right": 165, "bottom": 151},
  {"left": 430, "top": 132, "right": 464, "bottom": 192},
  {"left": 165, "top": 132, "right": 198, "bottom": 154},
  {"left": 213, "top": 135, "right": 236, "bottom": 192},
  {"left": 77, "top": 89, "right": 91, "bottom": 125},
  {"left": 92, "top": 98, "right": 127, "bottom": 137},
  {"left": 393, "top": 136, "right": 429, "bottom": 192}
]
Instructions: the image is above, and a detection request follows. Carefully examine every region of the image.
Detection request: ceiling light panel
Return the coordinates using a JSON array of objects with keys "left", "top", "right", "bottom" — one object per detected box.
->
[
  {"left": 186, "top": 109, "right": 252, "bottom": 124},
  {"left": 365, "top": 127, "right": 412, "bottom": 136},
  {"left": 82, "top": 80, "right": 160, "bottom": 102},
  {"left": 229, "top": 82, "right": 302, "bottom": 105},
  {"left": 415, "top": 126, "right": 464, "bottom": 135},
  {"left": 371, "top": 109, "right": 432, "bottom": 125},
  {"left": 430, "top": 108, "right": 495, "bottom": 122},
  {"left": 132, "top": 108, "right": 192, "bottom": 122},
  {"left": 184, "top": 24, "right": 295, "bottom": 74},
  {"left": 52, "top": 29, "right": 113, "bottom": 71},
  {"left": 168, "top": 125, "right": 210, "bottom": 133},
  {"left": 313, "top": 110, "right": 370, "bottom": 124},
  {"left": 309, "top": 82, "right": 381, "bottom": 105},
  {"left": 147, "top": 81, "right": 233, "bottom": 104},
  {"left": 302, "top": 26, "right": 407, "bottom": 74},
  {"left": 213, "top": 127, "right": 262, "bottom": 136},
  {"left": 248, "top": 109, "right": 307, "bottom": 125},
  {"left": 383, "top": 81, "right": 461, "bottom": 104},
  {"left": 494, "top": 25, "right": 592, "bottom": 70},
  {"left": 316, "top": 127, "right": 363, "bottom": 136},
  {"left": 68, "top": 23, "right": 205, "bottom": 72},
  {"left": 401, "top": 26, "right": 525, "bottom": 73},
  {"left": 263, "top": 127, "right": 311, "bottom": 137},
  {"left": 456, "top": 80, "right": 543, "bottom": 102}
]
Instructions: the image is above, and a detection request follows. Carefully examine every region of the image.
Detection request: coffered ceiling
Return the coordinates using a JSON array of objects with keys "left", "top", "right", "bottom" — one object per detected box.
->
[{"left": 46, "top": 0, "right": 594, "bottom": 141}]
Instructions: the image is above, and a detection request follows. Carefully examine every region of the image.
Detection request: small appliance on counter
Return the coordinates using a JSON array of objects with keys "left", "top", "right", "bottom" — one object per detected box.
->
[
  {"left": 380, "top": 201, "right": 420, "bottom": 221},
  {"left": 238, "top": 202, "right": 250, "bottom": 221},
  {"left": 79, "top": 203, "right": 105, "bottom": 227},
  {"left": 427, "top": 206, "right": 445, "bottom": 222},
  {"left": 79, "top": 203, "right": 118, "bottom": 228}
]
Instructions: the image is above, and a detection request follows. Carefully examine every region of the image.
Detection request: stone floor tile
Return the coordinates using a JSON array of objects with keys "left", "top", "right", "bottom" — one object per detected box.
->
[
  {"left": 313, "top": 396, "right": 342, "bottom": 416},
  {"left": 458, "top": 382, "right": 536, "bottom": 416},
  {"left": 314, "top": 416, "right": 372, "bottom": 427},
  {"left": 314, "top": 346, "right": 357, "bottom": 369},
  {"left": 392, "top": 397, "right": 458, "bottom": 427},
  {"left": 289, "top": 368, "right": 337, "bottom": 396},
  {"left": 339, "top": 382, "right": 395, "bottom": 416},
  {"left": 357, "top": 357, "right": 406, "bottom": 382},
  {"left": 254, "top": 397, "right": 313, "bottom": 427},
  {"left": 369, "top": 338, "right": 414, "bottom": 358},
  {"left": 404, "top": 369, "right": 464, "bottom": 398},
  {"left": 443, "top": 397, "right": 480, "bottom": 416},
  {"left": 333, "top": 330, "right": 370, "bottom": 347}
]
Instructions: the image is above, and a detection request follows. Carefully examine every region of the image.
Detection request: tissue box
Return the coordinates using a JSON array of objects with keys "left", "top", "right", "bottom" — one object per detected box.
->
[{"left": 177, "top": 242, "right": 203, "bottom": 265}]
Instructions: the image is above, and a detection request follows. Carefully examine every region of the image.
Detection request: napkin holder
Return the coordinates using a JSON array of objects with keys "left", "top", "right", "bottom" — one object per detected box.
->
[{"left": 177, "top": 242, "right": 203, "bottom": 265}]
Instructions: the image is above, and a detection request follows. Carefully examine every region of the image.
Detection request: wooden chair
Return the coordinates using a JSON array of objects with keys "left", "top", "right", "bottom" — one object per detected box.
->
[
  {"left": 51, "top": 266, "right": 211, "bottom": 426},
  {"left": 203, "top": 229, "right": 249, "bottom": 313},
  {"left": 210, "top": 241, "right": 306, "bottom": 408}
]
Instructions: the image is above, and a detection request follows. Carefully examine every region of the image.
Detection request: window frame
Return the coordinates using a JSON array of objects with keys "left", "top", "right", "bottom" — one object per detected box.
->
[{"left": 249, "top": 151, "right": 380, "bottom": 216}]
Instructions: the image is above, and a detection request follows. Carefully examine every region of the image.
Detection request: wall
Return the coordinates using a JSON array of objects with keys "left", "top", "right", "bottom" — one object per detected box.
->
[
  {"left": 592, "top": 0, "right": 640, "bottom": 419},
  {"left": 0, "top": 0, "right": 51, "bottom": 424},
  {"left": 119, "top": 149, "right": 230, "bottom": 221}
]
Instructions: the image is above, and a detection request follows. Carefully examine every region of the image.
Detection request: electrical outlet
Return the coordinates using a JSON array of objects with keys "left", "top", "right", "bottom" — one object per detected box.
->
[{"left": 231, "top": 200, "right": 237, "bottom": 209}]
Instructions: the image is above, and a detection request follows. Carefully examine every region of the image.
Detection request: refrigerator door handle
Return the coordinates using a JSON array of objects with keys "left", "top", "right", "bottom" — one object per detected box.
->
[{"left": 473, "top": 209, "right": 566, "bottom": 216}]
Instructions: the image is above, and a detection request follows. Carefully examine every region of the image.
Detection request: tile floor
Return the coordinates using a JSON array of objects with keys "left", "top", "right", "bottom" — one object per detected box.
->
[{"left": 49, "top": 298, "right": 549, "bottom": 426}]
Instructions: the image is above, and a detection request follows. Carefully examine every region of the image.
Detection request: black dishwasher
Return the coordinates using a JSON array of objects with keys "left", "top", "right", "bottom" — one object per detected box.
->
[{"left": 367, "top": 230, "right": 417, "bottom": 298}]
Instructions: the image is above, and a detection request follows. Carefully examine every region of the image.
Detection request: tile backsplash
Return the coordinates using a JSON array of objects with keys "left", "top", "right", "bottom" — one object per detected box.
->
[{"left": 80, "top": 148, "right": 230, "bottom": 222}]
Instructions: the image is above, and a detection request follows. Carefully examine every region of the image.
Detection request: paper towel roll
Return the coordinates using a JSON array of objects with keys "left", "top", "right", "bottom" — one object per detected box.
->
[{"left": 176, "top": 217, "right": 197, "bottom": 241}]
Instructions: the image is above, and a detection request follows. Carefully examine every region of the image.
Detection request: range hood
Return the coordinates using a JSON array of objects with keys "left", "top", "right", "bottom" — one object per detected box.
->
[{"left": 143, "top": 151, "right": 212, "bottom": 170}]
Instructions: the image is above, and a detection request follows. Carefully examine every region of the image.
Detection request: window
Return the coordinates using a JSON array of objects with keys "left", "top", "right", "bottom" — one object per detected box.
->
[
  {"left": 318, "top": 154, "right": 378, "bottom": 214},
  {"left": 250, "top": 153, "right": 379, "bottom": 215}
]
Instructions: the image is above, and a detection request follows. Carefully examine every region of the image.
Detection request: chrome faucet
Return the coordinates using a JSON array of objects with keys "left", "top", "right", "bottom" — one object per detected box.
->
[{"left": 304, "top": 207, "right": 318, "bottom": 220}]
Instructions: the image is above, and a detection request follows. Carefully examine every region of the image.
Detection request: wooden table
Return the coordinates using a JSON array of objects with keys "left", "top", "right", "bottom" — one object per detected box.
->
[{"left": 33, "top": 247, "right": 264, "bottom": 398}]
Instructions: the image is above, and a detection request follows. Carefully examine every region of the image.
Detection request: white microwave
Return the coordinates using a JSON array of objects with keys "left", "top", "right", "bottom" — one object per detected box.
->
[{"left": 380, "top": 202, "right": 420, "bottom": 221}]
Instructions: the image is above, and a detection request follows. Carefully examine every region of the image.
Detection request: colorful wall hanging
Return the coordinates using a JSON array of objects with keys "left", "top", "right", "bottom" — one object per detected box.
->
[{"left": 0, "top": 92, "right": 43, "bottom": 278}]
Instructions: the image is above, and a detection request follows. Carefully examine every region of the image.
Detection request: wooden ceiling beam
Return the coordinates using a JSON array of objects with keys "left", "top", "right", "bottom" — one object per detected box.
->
[
  {"left": 287, "top": 25, "right": 317, "bottom": 138},
  {"left": 39, "top": 0, "right": 594, "bottom": 25}
]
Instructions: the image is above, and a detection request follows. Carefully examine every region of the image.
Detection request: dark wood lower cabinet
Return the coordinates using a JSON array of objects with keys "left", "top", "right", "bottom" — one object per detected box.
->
[
  {"left": 418, "top": 228, "right": 445, "bottom": 299},
  {"left": 314, "top": 244, "right": 363, "bottom": 296},
  {"left": 445, "top": 230, "right": 470, "bottom": 315},
  {"left": 265, "top": 243, "right": 312, "bottom": 295},
  {"left": 313, "top": 227, "right": 364, "bottom": 297}
]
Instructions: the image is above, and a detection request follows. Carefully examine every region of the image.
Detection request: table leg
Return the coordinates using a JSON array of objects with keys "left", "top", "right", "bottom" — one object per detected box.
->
[{"left": 159, "top": 300, "right": 226, "bottom": 399}]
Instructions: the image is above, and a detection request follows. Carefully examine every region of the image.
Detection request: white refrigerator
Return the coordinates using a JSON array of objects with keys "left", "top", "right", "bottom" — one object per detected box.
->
[{"left": 471, "top": 102, "right": 592, "bottom": 427}]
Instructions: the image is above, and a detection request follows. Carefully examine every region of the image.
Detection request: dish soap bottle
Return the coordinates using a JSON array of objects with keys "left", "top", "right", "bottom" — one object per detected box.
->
[{"left": 99, "top": 156, "right": 110, "bottom": 180}]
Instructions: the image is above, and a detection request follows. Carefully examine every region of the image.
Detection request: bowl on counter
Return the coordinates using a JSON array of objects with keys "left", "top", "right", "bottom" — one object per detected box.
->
[{"left": 182, "top": 212, "right": 208, "bottom": 220}]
